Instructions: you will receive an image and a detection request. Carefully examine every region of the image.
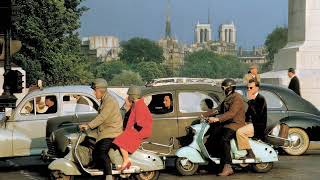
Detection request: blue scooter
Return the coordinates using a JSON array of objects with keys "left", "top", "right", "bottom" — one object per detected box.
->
[{"left": 175, "top": 117, "right": 280, "bottom": 176}]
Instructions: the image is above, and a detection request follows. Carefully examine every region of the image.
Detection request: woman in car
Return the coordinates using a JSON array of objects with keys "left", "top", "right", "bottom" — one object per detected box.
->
[{"left": 113, "top": 86, "right": 153, "bottom": 170}]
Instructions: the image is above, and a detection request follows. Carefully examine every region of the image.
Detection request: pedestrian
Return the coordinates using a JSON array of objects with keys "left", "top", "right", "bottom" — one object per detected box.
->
[
  {"left": 243, "top": 65, "right": 261, "bottom": 84},
  {"left": 113, "top": 85, "right": 153, "bottom": 171},
  {"left": 79, "top": 78, "right": 123, "bottom": 180},
  {"left": 236, "top": 79, "right": 267, "bottom": 159},
  {"left": 208, "top": 79, "right": 246, "bottom": 176},
  {"left": 287, "top": 68, "right": 301, "bottom": 96}
]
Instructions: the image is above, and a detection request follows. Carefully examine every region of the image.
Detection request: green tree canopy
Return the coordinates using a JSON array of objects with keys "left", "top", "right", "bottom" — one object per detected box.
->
[
  {"left": 12, "top": 0, "right": 91, "bottom": 86},
  {"left": 132, "top": 62, "right": 167, "bottom": 82},
  {"left": 110, "top": 70, "right": 144, "bottom": 86},
  {"left": 181, "top": 50, "right": 248, "bottom": 78},
  {"left": 94, "top": 61, "right": 129, "bottom": 82},
  {"left": 119, "top": 37, "right": 164, "bottom": 64}
]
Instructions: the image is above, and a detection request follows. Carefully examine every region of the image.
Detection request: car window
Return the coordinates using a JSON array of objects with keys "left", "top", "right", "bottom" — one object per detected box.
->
[
  {"left": 145, "top": 93, "right": 174, "bottom": 115},
  {"left": 260, "top": 90, "right": 284, "bottom": 109},
  {"left": 178, "top": 91, "right": 218, "bottom": 113},
  {"left": 62, "top": 94, "right": 98, "bottom": 114},
  {"left": 20, "top": 95, "right": 58, "bottom": 115}
]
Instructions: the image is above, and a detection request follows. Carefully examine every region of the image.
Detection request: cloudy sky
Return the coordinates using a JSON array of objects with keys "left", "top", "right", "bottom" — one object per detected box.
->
[{"left": 79, "top": 0, "right": 288, "bottom": 48}]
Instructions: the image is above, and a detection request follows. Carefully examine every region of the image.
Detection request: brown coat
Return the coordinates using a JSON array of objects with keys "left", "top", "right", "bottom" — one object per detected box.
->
[
  {"left": 88, "top": 92, "right": 123, "bottom": 142},
  {"left": 243, "top": 73, "right": 261, "bottom": 84},
  {"left": 217, "top": 92, "right": 246, "bottom": 131}
]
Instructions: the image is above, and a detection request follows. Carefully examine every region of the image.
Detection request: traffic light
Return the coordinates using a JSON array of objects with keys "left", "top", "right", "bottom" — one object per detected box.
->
[{"left": 4, "top": 70, "right": 24, "bottom": 94}]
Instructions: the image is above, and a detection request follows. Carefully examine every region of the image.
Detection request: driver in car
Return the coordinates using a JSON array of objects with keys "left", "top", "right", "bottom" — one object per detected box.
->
[{"left": 79, "top": 78, "right": 123, "bottom": 180}]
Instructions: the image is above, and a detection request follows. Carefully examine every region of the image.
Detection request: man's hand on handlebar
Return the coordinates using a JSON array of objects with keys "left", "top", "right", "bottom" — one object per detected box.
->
[
  {"left": 79, "top": 124, "right": 89, "bottom": 131},
  {"left": 208, "top": 117, "right": 220, "bottom": 123}
]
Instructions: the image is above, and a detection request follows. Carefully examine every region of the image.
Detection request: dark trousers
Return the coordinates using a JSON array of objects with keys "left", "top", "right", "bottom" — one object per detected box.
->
[
  {"left": 92, "top": 138, "right": 114, "bottom": 175},
  {"left": 206, "top": 124, "right": 236, "bottom": 165}
]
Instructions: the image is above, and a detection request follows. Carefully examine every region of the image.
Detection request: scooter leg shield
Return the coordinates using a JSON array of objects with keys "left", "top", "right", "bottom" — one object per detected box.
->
[
  {"left": 108, "top": 148, "right": 123, "bottom": 166},
  {"left": 249, "top": 139, "right": 278, "bottom": 162},
  {"left": 176, "top": 146, "right": 206, "bottom": 164},
  {"left": 48, "top": 158, "right": 82, "bottom": 176},
  {"left": 130, "top": 150, "right": 165, "bottom": 171}
]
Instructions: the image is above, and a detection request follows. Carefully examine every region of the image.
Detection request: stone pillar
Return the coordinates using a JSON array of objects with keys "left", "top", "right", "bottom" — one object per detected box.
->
[
  {"left": 261, "top": 0, "right": 320, "bottom": 108},
  {"left": 220, "top": 29, "right": 225, "bottom": 42},
  {"left": 208, "top": 29, "right": 212, "bottom": 41}
]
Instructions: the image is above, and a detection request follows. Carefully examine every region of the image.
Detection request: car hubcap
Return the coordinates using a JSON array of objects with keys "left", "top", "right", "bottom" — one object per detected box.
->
[{"left": 289, "top": 133, "right": 303, "bottom": 148}]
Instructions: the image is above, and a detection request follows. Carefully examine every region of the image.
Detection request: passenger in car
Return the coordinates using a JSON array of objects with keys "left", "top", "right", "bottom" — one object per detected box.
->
[
  {"left": 200, "top": 98, "right": 214, "bottom": 117},
  {"left": 44, "top": 96, "right": 57, "bottom": 114},
  {"left": 236, "top": 79, "right": 267, "bottom": 159},
  {"left": 160, "top": 95, "right": 173, "bottom": 114}
]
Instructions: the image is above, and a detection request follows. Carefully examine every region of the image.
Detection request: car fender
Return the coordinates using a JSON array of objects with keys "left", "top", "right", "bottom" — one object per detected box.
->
[
  {"left": 175, "top": 146, "right": 206, "bottom": 163},
  {"left": 48, "top": 158, "right": 81, "bottom": 175},
  {"left": 0, "top": 128, "right": 13, "bottom": 157},
  {"left": 280, "top": 116, "right": 320, "bottom": 141},
  {"left": 12, "top": 130, "right": 32, "bottom": 156}
]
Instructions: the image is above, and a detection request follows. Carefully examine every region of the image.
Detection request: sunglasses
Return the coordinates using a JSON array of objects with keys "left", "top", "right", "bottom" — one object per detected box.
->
[{"left": 247, "top": 86, "right": 254, "bottom": 90}]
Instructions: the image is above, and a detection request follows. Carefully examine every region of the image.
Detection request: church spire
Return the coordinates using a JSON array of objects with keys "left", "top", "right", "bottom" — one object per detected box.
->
[
  {"left": 165, "top": 0, "right": 172, "bottom": 38},
  {"left": 208, "top": 8, "right": 211, "bottom": 24}
]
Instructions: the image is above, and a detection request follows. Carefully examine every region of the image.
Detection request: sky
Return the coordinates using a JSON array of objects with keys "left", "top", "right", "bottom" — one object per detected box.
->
[{"left": 79, "top": 0, "right": 288, "bottom": 49}]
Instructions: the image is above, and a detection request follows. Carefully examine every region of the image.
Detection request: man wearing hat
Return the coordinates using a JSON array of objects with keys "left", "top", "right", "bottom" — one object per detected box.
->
[
  {"left": 288, "top": 68, "right": 301, "bottom": 96},
  {"left": 79, "top": 78, "right": 123, "bottom": 180},
  {"left": 243, "top": 65, "right": 261, "bottom": 84}
]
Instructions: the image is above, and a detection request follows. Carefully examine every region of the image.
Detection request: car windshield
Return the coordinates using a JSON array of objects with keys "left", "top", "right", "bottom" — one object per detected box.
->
[{"left": 108, "top": 89, "right": 125, "bottom": 108}]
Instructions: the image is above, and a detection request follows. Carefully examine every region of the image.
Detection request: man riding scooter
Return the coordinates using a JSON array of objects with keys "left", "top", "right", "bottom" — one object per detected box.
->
[
  {"left": 79, "top": 78, "right": 123, "bottom": 180},
  {"left": 208, "top": 78, "right": 246, "bottom": 176}
]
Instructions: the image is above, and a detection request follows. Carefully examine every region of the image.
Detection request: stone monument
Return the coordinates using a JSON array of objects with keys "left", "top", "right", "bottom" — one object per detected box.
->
[{"left": 261, "top": 0, "right": 320, "bottom": 108}]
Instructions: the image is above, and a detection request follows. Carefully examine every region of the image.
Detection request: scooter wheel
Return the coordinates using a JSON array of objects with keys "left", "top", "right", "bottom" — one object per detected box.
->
[
  {"left": 135, "top": 171, "right": 160, "bottom": 180},
  {"left": 251, "top": 162, "right": 273, "bottom": 173},
  {"left": 175, "top": 157, "right": 199, "bottom": 176},
  {"left": 49, "top": 171, "right": 74, "bottom": 180}
]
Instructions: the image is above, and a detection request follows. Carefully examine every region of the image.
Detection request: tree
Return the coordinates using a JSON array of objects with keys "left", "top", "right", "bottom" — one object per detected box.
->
[
  {"left": 132, "top": 62, "right": 167, "bottom": 82},
  {"left": 262, "top": 26, "right": 288, "bottom": 72},
  {"left": 119, "top": 37, "right": 164, "bottom": 64},
  {"left": 11, "top": 0, "right": 91, "bottom": 86},
  {"left": 94, "top": 61, "right": 129, "bottom": 82},
  {"left": 110, "top": 70, "right": 144, "bottom": 86},
  {"left": 181, "top": 50, "right": 248, "bottom": 78}
]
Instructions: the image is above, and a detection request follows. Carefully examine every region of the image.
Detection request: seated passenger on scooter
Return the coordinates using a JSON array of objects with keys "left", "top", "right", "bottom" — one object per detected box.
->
[
  {"left": 79, "top": 78, "right": 123, "bottom": 180},
  {"left": 207, "top": 79, "right": 246, "bottom": 176},
  {"left": 236, "top": 79, "right": 267, "bottom": 159},
  {"left": 113, "top": 86, "right": 153, "bottom": 171}
]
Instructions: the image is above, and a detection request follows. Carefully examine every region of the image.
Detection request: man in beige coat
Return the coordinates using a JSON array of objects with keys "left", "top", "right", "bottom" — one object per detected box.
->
[
  {"left": 243, "top": 65, "right": 261, "bottom": 84},
  {"left": 80, "top": 78, "right": 123, "bottom": 180}
]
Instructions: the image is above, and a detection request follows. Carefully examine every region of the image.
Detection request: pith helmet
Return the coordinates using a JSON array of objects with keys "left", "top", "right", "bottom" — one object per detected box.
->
[
  {"left": 91, "top": 78, "right": 108, "bottom": 89},
  {"left": 127, "top": 85, "right": 142, "bottom": 100}
]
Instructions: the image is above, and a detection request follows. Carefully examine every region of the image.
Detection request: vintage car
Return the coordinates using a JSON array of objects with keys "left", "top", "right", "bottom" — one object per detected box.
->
[
  {"left": 46, "top": 83, "right": 320, "bottom": 158},
  {"left": 0, "top": 85, "right": 124, "bottom": 159}
]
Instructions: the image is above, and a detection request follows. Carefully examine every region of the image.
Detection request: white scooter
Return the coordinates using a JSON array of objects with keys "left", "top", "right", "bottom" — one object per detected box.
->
[{"left": 175, "top": 117, "right": 286, "bottom": 176}]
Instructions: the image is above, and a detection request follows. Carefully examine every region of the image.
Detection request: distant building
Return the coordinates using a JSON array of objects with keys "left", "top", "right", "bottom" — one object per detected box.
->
[
  {"left": 81, "top": 36, "right": 120, "bottom": 62},
  {"left": 219, "top": 22, "right": 236, "bottom": 44},
  {"left": 238, "top": 46, "right": 268, "bottom": 64},
  {"left": 158, "top": 0, "right": 185, "bottom": 71},
  {"left": 195, "top": 21, "right": 212, "bottom": 44}
]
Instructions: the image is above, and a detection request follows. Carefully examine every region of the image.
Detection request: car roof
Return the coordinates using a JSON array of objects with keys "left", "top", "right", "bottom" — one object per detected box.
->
[{"left": 237, "top": 83, "right": 320, "bottom": 115}]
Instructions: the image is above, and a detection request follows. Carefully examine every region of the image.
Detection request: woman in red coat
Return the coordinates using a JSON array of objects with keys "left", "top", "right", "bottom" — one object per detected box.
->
[{"left": 113, "top": 86, "right": 153, "bottom": 170}]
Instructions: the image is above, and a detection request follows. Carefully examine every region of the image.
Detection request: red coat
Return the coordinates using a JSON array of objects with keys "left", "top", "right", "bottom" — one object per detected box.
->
[{"left": 113, "top": 98, "right": 152, "bottom": 153}]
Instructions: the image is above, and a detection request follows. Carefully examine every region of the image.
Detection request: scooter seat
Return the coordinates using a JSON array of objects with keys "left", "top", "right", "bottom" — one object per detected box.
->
[{"left": 84, "top": 168, "right": 104, "bottom": 176}]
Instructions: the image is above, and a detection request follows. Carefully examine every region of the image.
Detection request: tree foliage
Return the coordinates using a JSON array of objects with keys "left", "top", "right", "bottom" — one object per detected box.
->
[
  {"left": 110, "top": 70, "right": 144, "bottom": 86},
  {"left": 181, "top": 50, "right": 248, "bottom": 78},
  {"left": 11, "top": 0, "right": 91, "bottom": 86},
  {"left": 94, "top": 61, "right": 129, "bottom": 82},
  {"left": 119, "top": 37, "right": 164, "bottom": 64},
  {"left": 132, "top": 61, "right": 167, "bottom": 82}
]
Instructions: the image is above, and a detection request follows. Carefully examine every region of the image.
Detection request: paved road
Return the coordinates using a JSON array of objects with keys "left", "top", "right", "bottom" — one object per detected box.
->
[{"left": 1, "top": 151, "right": 320, "bottom": 180}]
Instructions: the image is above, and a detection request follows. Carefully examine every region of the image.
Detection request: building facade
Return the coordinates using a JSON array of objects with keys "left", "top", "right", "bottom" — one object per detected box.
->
[{"left": 238, "top": 46, "right": 268, "bottom": 64}]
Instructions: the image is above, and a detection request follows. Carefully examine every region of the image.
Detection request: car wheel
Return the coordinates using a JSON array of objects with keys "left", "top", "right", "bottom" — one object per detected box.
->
[
  {"left": 135, "top": 171, "right": 160, "bottom": 180},
  {"left": 252, "top": 162, "right": 273, "bottom": 173},
  {"left": 283, "top": 128, "right": 309, "bottom": 156},
  {"left": 49, "top": 171, "right": 74, "bottom": 180},
  {"left": 175, "top": 157, "right": 199, "bottom": 176}
]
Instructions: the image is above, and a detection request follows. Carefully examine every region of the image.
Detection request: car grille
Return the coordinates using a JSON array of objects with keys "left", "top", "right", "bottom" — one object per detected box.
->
[{"left": 46, "top": 138, "right": 57, "bottom": 156}]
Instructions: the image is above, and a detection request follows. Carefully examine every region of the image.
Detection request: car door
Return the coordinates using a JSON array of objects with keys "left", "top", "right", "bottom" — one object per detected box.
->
[
  {"left": 142, "top": 91, "right": 178, "bottom": 153},
  {"left": 176, "top": 90, "right": 219, "bottom": 145},
  {"left": 7, "top": 93, "right": 60, "bottom": 156}
]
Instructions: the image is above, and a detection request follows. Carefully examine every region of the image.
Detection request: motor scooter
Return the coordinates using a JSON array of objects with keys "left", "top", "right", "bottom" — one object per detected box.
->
[
  {"left": 48, "top": 128, "right": 171, "bottom": 180},
  {"left": 175, "top": 117, "right": 287, "bottom": 176}
]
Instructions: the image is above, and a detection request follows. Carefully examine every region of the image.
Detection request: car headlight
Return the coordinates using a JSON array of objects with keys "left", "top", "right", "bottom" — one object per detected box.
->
[{"left": 270, "top": 124, "right": 281, "bottom": 136}]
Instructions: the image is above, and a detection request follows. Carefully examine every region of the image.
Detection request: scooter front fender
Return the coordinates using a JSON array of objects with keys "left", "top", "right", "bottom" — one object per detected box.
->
[
  {"left": 48, "top": 158, "right": 81, "bottom": 176},
  {"left": 176, "top": 146, "right": 206, "bottom": 164}
]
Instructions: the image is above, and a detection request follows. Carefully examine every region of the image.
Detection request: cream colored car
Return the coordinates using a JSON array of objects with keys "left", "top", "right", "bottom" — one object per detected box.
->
[{"left": 0, "top": 85, "right": 123, "bottom": 158}]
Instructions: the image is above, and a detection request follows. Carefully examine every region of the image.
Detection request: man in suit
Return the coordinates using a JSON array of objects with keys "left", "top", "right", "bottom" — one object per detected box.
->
[
  {"left": 208, "top": 79, "right": 246, "bottom": 176},
  {"left": 79, "top": 78, "right": 123, "bottom": 180},
  {"left": 236, "top": 79, "right": 267, "bottom": 159},
  {"left": 288, "top": 68, "right": 301, "bottom": 96},
  {"left": 243, "top": 65, "right": 261, "bottom": 84}
]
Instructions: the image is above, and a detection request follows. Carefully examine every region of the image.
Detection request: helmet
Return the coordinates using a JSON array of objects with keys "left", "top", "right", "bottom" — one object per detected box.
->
[
  {"left": 127, "top": 85, "right": 142, "bottom": 101},
  {"left": 221, "top": 78, "right": 236, "bottom": 96},
  {"left": 91, "top": 78, "right": 108, "bottom": 89}
]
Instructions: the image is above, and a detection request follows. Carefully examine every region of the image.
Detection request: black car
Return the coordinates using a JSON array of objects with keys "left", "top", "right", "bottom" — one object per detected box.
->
[{"left": 237, "top": 84, "right": 320, "bottom": 155}]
